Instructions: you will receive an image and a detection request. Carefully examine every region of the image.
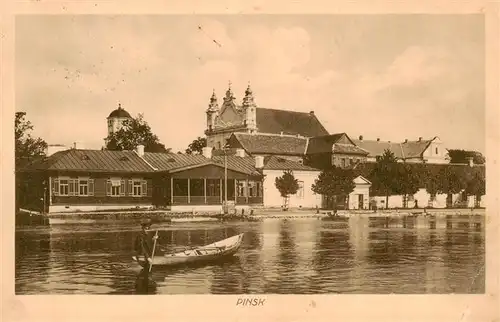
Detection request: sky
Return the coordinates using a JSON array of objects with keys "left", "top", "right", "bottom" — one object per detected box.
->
[{"left": 15, "top": 14, "right": 485, "bottom": 153}]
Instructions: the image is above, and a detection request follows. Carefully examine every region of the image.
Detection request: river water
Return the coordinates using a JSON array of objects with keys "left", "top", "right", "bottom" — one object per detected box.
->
[{"left": 15, "top": 214, "right": 485, "bottom": 294}]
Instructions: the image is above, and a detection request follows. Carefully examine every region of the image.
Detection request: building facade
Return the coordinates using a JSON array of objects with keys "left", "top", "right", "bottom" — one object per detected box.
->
[
  {"left": 205, "top": 83, "right": 329, "bottom": 150},
  {"left": 20, "top": 146, "right": 266, "bottom": 213},
  {"left": 353, "top": 136, "right": 449, "bottom": 164}
]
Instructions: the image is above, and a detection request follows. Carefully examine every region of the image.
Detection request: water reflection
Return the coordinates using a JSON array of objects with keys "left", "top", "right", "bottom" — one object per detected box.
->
[{"left": 15, "top": 215, "right": 485, "bottom": 294}]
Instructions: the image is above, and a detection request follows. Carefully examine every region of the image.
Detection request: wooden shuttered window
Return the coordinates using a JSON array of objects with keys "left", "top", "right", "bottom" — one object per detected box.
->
[
  {"left": 52, "top": 178, "right": 59, "bottom": 196},
  {"left": 141, "top": 180, "right": 147, "bottom": 196},
  {"left": 68, "top": 179, "right": 75, "bottom": 196},
  {"left": 88, "top": 179, "right": 94, "bottom": 196},
  {"left": 106, "top": 179, "right": 112, "bottom": 196},
  {"left": 120, "top": 180, "right": 125, "bottom": 196},
  {"left": 146, "top": 180, "right": 152, "bottom": 197},
  {"left": 128, "top": 179, "right": 133, "bottom": 195}
]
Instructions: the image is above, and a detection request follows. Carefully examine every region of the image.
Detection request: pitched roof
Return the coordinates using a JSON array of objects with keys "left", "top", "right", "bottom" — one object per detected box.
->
[
  {"left": 232, "top": 133, "right": 307, "bottom": 155},
  {"left": 306, "top": 134, "right": 345, "bottom": 154},
  {"left": 262, "top": 156, "right": 320, "bottom": 171},
  {"left": 143, "top": 152, "right": 208, "bottom": 171},
  {"left": 306, "top": 134, "right": 369, "bottom": 155},
  {"left": 23, "top": 149, "right": 262, "bottom": 176},
  {"left": 333, "top": 144, "right": 370, "bottom": 155},
  {"left": 256, "top": 108, "right": 329, "bottom": 137},
  {"left": 352, "top": 140, "right": 406, "bottom": 159},
  {"left": 24, "top": 149, "right": 153, "bottom": 173},
  {"left": 352, "top": 138, "right": 434, "bottom": 159},
  {"left": 401, "top": 139, "right": 433, "bottom": 158}
]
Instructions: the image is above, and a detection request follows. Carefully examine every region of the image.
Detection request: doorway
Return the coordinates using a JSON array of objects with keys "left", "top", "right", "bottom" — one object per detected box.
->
[{"left": 358, "top": 194, "right": 364, "bottom": 209}]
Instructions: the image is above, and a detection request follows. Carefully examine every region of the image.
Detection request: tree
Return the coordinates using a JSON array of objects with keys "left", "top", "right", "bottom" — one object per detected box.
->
[
  {"left": 423, "top": 167, "right": 440, "bottom": 208},
  {"left": 370, "top": 149, "right": 399, "bottom": 209},
  {"left": 394, "top": 164, "right": 421, "bottom": 208},
  {"left": 465, "top": 173, "right": 486, "bottom": 208},
  {"left": 274, "top": 170, "right": 299, "bottom": 210},
  {"left": 311, "top": 166, "right": 356, "bottom": 209},
  {"left": 15, "top": 112, "right": 48, "bottom": 169},
  {"left": 448, "top": 149, "right": 485, "bottom": 165},
  {"left": 437, "top": 166, "right": 467, "bottom": 208},
  {"left": 105, "top": 114, "right": 171, "bottom": 153},
  {"left": 15, "top": 112, "right": 48, "bottom": 212},
  {"left": 185, "top": 136, "right": 207, "bottom": 154}
]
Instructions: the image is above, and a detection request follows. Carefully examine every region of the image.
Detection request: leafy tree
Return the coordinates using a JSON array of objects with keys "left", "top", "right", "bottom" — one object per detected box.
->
[
  {"left": 311, "top": 166, "right": 355, "bottom": 209},
  {"left": 437, "top": 166, "right": 467, "bottom": 208},
  {"left": 274, "top": 170, "right": 299, "bottom": 210},
  {"left": 15, "top": 112, "right": 48, "bottom": 212},
  {"left": 185, "top": 136, "right": 207, "bottom": 154},
  {"left": 422, "top": 167, "right": 440, "bottom": 207},
  {"left": 394, "top": 164, "right": 421, "bottom": 208},
  {"left": 15, "top": 112, "right": 48, "bottom": 169},
  {"left": 370, "top": 149, "right": 399, "bottom": 209},
  {"left": 105, "top": 114, "right": 171, "bottom": 153},
  {"left": 448, "top": 149, "right": 485, "bottom": 165},
  {"left": 465, "top": 173, "right": 486, "bottom": 208}
]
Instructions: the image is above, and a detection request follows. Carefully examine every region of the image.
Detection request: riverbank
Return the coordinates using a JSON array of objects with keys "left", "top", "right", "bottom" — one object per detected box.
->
[{"left": 16, "top": 207, "right": 486, "bottom": 226}]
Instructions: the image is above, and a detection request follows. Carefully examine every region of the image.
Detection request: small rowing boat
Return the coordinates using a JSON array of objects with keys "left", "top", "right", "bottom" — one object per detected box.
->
[{"left": 133, "top": 233, "right": 244, "bottom": 268}]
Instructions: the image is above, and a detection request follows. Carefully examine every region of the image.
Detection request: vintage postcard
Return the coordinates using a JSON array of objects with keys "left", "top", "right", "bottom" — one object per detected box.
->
[{"left": 2, "top": 1, "right": 499, "bottom": 321}]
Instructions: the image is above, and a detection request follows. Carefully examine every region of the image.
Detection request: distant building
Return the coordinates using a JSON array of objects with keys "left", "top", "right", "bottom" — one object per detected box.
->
[{"left": 352, "top": 136, "right": 449, "bottom": 164}]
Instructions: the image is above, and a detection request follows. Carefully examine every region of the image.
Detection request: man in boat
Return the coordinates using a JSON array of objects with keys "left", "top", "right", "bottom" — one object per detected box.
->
[{"left": 134, "top": 220, "right": 157, "bottom": 270}]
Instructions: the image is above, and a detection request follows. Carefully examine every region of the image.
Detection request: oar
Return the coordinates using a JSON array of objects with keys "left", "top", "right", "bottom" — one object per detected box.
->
[{"left": 149, "top": 230, "right": 159, "bottom": 273}]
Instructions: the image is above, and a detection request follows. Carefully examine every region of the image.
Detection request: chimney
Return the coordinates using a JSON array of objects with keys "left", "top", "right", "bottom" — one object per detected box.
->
[
  {"left": 202, "top": 146, "right": 212, "bottom": 159},
  {"left": 404, "top": 139, "right": 408, "bottom": 143},
  {"left": 255, "top": 156, "right": 264, "bottom": 169},
  {"left": 45, "top": 144, "right": 69, "bottom": 157},
  {"left": 468, "top": 157, "right": 474, "bottom": 167},
  {"left": 359, "top": 135, "right": 363, "bottom": 141},
  {"left": 418, "top": 137, "right": 423, "bottom": 142},
  {"left": 136, "top": 144, "right": 145, "bottom": 157},
  {"left": 73, "top": 141, "right": 85, "bottom": 149},
  {"left": 235, "top": 148, "right": 245, "bottom": 157},
  {"left": 376, "top": 138, "right": 380, "bottom": 142},
  {"left": 309, "top": 111, "right": 314, "bottom": 115}
]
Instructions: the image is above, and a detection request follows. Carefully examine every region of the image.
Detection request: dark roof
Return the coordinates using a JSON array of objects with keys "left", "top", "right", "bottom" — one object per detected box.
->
[
  {"left": 213, "top": 156, "right": 262, "bottom": 175},
  {"left": 232, "top": 133, "right": 307, "bottom": 155},
  {"left": 23, "top": 149, "right": 263, "bottom": 176},
  {"left": 108, "top": 106, "right": 132, "bottom": 118},
  {"left": 352, "top": 138, "right": 434, "bottom": 159},
  {"left": 333, "top": 144, "right": 369, "bottom": 155},
  {"left": 306, "top": 134, "right": 345, "bottom": 154},
  {"left": 263, "top": 156, "right": 319, "bottom": 171},
  {"left": 25, "top": 149, "right": 153, "bottom": 173},
  {"left": 256, "top": 108, "right": 329, "bottom": 137},
  {"left": 143, "top": 152, "right": 208, "bottom": 171},
  {"left": 307, "top": 134, "right": 369, "bottom": 155},
  {"left": 401, "top": 140, "right": 433, "bottom": 158},
  {"left": 143, "top": 152, "right": 260, "bottom": 176}
]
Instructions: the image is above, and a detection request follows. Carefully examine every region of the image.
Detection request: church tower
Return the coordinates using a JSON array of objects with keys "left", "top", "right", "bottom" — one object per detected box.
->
[
  {"left": 106, "top": 103, "right": 132, "bottom": 142},
  {"left": 206, "top": 90, "right": 219, "bottom": 132},
  {"left": 221, "top": 82, "right": 237, "bottom": 112},
  {"left": 242, "top": 83, "right": 257, "bottom": 132}
]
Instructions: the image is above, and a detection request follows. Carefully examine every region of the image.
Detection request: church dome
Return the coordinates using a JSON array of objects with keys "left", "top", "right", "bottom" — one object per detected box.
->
[{"left": 108, "top": 103, "right": 131, "bottom": 118}]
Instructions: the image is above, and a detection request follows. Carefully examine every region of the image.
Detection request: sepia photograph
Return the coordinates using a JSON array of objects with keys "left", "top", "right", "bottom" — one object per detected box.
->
[
  {"left": 3, "top": 3, "right": 499, "bottom": 321},
  {"left": 13, "top": 13, "right": 489, "bottom": 295}
]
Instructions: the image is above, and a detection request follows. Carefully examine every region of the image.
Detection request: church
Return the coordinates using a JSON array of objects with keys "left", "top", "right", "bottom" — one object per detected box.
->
[{"left": 205, "top": 83, "right": 450, "bottom": 167}]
